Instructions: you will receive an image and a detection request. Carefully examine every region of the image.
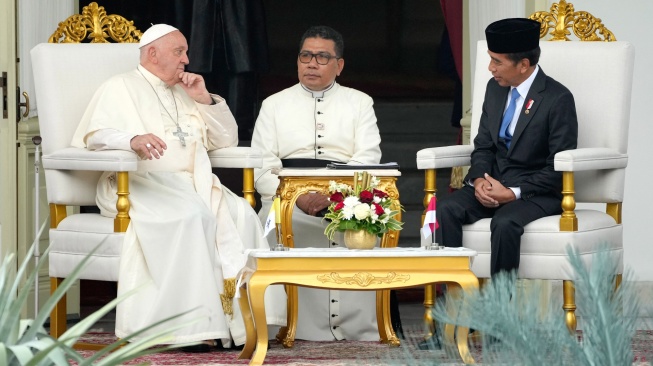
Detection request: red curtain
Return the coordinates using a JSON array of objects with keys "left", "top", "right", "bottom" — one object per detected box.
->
[{"left": 440, "top": 0, "right": 463, "bottom": 80}]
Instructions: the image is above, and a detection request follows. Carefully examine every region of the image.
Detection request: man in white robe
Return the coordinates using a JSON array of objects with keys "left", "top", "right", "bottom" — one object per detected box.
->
[
  {"left": 71, "top": 24, "right": 286, "bottom": 350},
  {"left": 251, "top": 25, "right": 383, "bottom": 341}
]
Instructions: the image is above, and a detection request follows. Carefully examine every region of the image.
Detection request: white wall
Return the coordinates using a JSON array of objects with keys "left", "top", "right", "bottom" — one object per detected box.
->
[{"left": 551, "top": 0, "right": 653, "bottom": 280}]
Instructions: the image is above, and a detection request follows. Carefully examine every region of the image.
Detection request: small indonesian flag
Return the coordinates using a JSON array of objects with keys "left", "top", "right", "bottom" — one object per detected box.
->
[
  {"left": 263, "top": 197, "right": 281, "bottom": 237},
  {"left": 420, "top": 196, "right": 439, "bottom": 239}
]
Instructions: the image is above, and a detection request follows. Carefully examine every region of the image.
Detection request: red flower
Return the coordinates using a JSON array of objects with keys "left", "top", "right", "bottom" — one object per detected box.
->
[
  {"left": 373, "top": 203, "right": 384, "bottom": 215},
  {"left": 373, "top": 189, "right": 388, "bottom": 199},
  {"left": 330, "top": 191, "right": 345, "bottom": 203},
  {"left": 334, "top": 202, "right": 345, "bottom": 211},
  {"left": 359, "top": 190, "right": 374, "bottom": 203}
]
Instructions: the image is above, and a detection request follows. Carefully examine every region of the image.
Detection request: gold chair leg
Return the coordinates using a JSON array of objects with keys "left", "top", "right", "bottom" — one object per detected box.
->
[
  {"left": 49, "top": 277, "right": 67, "bottom": 338},
  {"left": 614, "top": 273, "right": 622, "bottom": 291},
  {"left": 562, "top": 280, "right": 577, "bottom": 333}
]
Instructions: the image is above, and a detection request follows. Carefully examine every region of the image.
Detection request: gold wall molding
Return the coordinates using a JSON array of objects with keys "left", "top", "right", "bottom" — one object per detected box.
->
[
  {"left": 317, "top": 272, "right": 410, "bottom": 287},
  {"left": 49, "top": 2, "right": 142, "bottom": 43},
  {"left": 529, "top": 0, "right": 615, "bottom": 41}
]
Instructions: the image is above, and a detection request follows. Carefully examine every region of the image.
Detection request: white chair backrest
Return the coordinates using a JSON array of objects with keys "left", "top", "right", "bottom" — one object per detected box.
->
[
  {"left": 470, "top": 40, "right": 635, "bottom": 203},
  {"left": 31, "top": 43, "right": 140, "bottom": 205}
]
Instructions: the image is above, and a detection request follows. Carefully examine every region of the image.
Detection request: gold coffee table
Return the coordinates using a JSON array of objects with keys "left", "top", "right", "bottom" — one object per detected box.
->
[{"left": 237, "top": 247, "right": 478, "bottom": 365}]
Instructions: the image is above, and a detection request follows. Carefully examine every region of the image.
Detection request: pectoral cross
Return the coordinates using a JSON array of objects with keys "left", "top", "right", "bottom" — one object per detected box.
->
[{"left": 173, "top": 126, "right": 189, "bottom": 147}]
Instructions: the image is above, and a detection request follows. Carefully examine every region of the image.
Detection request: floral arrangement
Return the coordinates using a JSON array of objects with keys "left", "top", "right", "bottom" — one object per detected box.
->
[{"left": 324, "top": 171, "right": 403, "bottom": 240}]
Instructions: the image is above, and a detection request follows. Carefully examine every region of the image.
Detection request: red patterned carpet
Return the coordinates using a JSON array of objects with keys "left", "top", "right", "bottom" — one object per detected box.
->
[{"left": 74, "top": 328, "right": 653, "bottom": 365}]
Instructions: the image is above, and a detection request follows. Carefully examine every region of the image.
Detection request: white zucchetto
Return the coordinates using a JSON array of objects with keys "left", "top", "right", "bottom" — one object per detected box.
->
[{"left": 139, "top": 24, "right": 179, "bottom": 49}]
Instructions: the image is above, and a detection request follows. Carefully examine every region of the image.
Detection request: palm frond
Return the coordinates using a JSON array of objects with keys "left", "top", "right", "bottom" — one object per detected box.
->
[
  {"left": 1, "top": 232, "right": 203, "bottom": 365},
  {"left": 431, "top": 244, "right": 640, "bottom": 365}
]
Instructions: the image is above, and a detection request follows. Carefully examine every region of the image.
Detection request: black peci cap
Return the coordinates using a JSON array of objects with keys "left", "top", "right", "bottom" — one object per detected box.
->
[{"left": 485, "top": 18, "right": 541, "bottom": 54}]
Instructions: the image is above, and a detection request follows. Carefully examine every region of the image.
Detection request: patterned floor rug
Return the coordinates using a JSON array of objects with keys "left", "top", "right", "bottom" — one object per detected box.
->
[{"left": 74, "top": 327, "right": 653, "bottom": 365}]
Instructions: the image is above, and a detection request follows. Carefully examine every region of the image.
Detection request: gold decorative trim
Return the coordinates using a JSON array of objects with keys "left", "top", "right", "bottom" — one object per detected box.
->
[
  {"left": 220, "top": 278, "right": 237, "bottom": 317},
  {"left": 450, "top": 166, "right": 463, "bottom": 189},
  {"left": 277, "top": 178, "right": 399, "bottom": 202},
  {"left": 317, "top": 272, "right": 410, "bottom": 287},
  {"left": 49, "top": 2, "right": 142, "bottom": 43},
  {"left": 529, "top": 0, "right": 616, "bottom": 42}
]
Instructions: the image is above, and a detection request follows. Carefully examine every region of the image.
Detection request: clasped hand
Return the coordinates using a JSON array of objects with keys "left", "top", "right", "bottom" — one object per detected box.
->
[
  {"left": 474, "top": 173, "right": 516, "bottom": 208},
  {"left": 296, "top": 192, "right": 331, "bottom": 216}
]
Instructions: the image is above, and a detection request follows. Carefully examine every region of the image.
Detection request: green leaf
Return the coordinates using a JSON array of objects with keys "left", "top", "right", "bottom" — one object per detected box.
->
[{"left": 2, "top": 231, "right": 204, "bottom": 366}]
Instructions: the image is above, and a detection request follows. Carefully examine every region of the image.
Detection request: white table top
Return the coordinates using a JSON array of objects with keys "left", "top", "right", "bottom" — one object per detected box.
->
[
  {"left": 273, "top": 168, "right": 401, "bottom": 177},
  {"left": 246, "top": 247, "right": 476, "bottom": 259}
]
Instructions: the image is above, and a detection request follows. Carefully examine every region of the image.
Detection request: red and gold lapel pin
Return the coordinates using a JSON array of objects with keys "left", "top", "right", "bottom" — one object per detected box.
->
[{"left": 525, "top": 99, "right": 534, "bottom": 114}]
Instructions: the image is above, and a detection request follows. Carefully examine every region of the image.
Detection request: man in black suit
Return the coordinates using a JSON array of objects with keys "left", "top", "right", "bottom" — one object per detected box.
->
[{"left": 436, "top": 18, "right": 578, "bottom": 275}]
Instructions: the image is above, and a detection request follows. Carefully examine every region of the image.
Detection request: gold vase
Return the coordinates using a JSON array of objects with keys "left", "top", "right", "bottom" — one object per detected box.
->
[{"left": 343, "top": 229, "right": 377, "bottom": 250}]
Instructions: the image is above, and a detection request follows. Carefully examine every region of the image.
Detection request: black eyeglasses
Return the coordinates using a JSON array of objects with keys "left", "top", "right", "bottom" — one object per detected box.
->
[{"left": 298, "top": 51, "right": 339, "bottom": 65}]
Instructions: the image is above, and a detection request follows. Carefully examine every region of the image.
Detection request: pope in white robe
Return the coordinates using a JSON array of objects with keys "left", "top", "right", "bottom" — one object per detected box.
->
[
  {"left": 251, "top": 26, "right": 383, "bottom": 341},
  {"left": 70, "top": 24, "right": 285, "bottom": 347}
]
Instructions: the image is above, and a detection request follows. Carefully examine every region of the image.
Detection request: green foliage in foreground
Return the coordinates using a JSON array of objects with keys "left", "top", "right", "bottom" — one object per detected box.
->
[
  {"left": 432, "top": 245, "right": 642, "bottom": 365},
  {"left": 0, "top": 236, "right": 200, "bottom": 366}
]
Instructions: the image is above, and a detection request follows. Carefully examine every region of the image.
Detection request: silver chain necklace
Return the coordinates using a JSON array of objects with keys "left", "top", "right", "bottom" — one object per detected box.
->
[{"left": 138, "top": 69, "right": 189, "bottom": 147}]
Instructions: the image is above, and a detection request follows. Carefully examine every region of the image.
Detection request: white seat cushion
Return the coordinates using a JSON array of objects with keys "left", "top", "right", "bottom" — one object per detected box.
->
[
  {"left": 49, "top": 214, "right": 123, "bottom": 281},
  {"left": 464, "top": 210, "right": 623, "bottom": 280}
]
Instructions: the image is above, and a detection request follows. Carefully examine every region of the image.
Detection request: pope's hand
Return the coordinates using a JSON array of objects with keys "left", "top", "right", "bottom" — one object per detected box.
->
[
  {"left": 177, "top": 72, "right": 213, "bottom": 105},
  {"left": 131, "top": 133, "right": 167, "bottom": 160}
]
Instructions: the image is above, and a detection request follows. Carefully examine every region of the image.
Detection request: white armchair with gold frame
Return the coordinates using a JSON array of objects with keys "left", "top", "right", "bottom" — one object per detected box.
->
[
  {"left": 416, "top": 3, "right": 633, "bottom": 332},
  {"left": 31, "top": 2, "right": 262, "bottom": 349}
]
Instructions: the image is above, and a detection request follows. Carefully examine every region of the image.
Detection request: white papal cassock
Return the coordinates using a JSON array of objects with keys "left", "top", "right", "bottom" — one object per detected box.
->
[
  {"left": 71, "top": 65, "right": 286, "bottom": 346},
  {"left": 251, "top": 82, "right": 383, "bottom": 341}
]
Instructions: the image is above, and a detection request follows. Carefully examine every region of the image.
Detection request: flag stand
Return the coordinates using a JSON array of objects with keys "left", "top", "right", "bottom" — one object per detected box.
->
[
  {"left": 422, "top": 195, "right": 441, "bottom": 250},
  {"left": 271, "top": 196, "right": 288, "bottom": 251}
]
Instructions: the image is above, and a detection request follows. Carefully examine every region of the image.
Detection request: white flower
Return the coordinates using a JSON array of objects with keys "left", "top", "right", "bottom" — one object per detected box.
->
[
  {"left": 353, "top": 203, "right": 371, "bottom": 220},
  {"left": 370, "top": 176, "right": 380, "bottom": 188},
  {"left": 328, "top": 180, "right": 338, "bottom": 192},
  {"left": 373, "top": 196, "right": 381, "bottom": 204},
  {"left": 343, "top": 196, "right": 360, "bottom": 207},
  {"left": 341, "top": 206, "right": 354, "bottom": 220}
]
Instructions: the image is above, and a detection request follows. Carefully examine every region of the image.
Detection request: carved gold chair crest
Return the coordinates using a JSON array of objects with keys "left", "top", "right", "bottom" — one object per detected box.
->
[
  {"left": 49, "top": 2, "right": 142, "bottom": 44},
  {"left": 529, "top": 0, "right": 615, "bottom": 42}
]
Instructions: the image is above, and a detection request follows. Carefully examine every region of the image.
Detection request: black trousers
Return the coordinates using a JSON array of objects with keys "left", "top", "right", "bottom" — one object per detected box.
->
[{"left": 436, "top": 185, "right": 557, "bottom": 275}]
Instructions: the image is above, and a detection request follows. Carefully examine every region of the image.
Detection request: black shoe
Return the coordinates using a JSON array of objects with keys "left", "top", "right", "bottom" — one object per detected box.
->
[
  {"left": 180, "top": 343, "right": 212, "bottom": 353},
  {"left": 417, "top": 333, "right": 441, "bottom": 350},
  {"left": 215, "top": 341, "right": 246, "bottom": 351},
  {"left": 484, "top": 334, "right": 501, "bottom": 346}
]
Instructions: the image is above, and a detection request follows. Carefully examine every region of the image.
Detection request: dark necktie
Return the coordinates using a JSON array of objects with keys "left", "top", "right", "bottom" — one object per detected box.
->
[{"left": 499, "top": 88, "right": 520, "bottom": 148}]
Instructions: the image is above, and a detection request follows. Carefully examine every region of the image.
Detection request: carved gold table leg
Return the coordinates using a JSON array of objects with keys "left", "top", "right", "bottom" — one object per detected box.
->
[
  {"left": 281, "top": 284, "right": 297, "bottom": 348},
  {"left": 377, "top": 289, "right": 400, "bottom": 346},
  {"left": 423, "top": 283, "right": 436, "bottom": 338},
  {"left": 247, "top": 276, "right": 271, "bottom": 366},
  {"left": 441, "top": 276, "right": 478, "bottom": 364},
  {"left": 238, "top": 286, "right": 257, "bottom": 360},
  {"left": 453, "top": 276, "right": 478, "bottom": 365}
]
